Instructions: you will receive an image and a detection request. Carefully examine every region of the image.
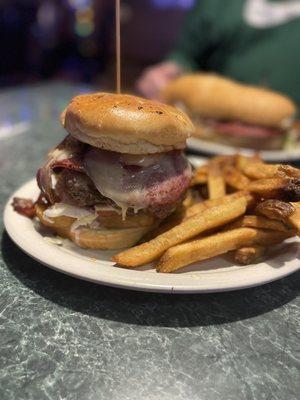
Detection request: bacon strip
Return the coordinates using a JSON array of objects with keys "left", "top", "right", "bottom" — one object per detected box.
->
[
  {"left": 12, "top": 198, "right": 36, "bottom": 218},
  {"left": 212, "top": 120, "right": 282, "bottom": 138},
  {"left": 36, "top": 135, "right": 85, "bottom": 204}
]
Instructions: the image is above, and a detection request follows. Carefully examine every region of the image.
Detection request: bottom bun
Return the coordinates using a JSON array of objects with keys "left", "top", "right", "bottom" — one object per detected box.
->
[
  {"left": 35, "top": 203, "right": 154, "bottom": 249},
  {"left": 71, "top": 226, "right": 152, "bottom": 249}
]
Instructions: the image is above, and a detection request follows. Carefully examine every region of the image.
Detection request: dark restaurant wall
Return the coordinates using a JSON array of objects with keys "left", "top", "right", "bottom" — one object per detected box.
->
[{"left": 0, "top": 0, "right": 193, "bottom": 89}]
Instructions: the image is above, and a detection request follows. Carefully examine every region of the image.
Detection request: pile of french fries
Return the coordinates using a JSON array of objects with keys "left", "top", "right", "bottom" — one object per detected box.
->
[{"left": 113, "top": 154, "right": 300, "bottom": 273}]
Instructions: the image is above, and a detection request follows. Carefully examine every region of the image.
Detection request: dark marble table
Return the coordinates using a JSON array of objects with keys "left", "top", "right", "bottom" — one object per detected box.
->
[{"left": 0, "top": 83, "right": 299, "bottom": 400}]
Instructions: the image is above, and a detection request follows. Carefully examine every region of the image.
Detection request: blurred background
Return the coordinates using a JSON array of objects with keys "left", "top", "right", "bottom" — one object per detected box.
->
[
  {"left": 0, "top": 0, "right": 193, "bottom": 90},
  {"left": 1, "top": 0, "right": 299, "bottom": 152}
]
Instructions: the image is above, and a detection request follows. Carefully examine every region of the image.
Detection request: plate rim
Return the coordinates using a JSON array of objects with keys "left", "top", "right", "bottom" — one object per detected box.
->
[{"left": 3, "top": 178, "right": 300, "bottom": 294}]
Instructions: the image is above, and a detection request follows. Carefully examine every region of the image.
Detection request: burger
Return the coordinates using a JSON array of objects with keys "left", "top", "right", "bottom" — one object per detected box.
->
[
  {"left": 14, "top": 93, "right": 194, "bottom": 249},
  {"left": 162, "top": 74, "right": 298, "bottom": 151}
]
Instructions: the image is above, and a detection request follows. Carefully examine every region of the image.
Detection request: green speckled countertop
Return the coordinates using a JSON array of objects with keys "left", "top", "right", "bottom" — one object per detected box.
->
[{"left": 0, "top": 83, "right": 299, "bottom": 400}]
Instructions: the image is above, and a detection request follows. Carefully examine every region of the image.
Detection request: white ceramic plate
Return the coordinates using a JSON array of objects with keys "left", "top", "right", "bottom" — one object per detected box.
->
[
  {"left": 4, "top": 160, "right": 300, "bottom": 293},
  {"left": 188, "top": 137, "right": 300, "bottom": 162}
]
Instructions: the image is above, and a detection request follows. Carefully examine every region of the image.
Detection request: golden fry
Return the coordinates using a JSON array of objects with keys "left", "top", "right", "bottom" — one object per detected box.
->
[
  {"left": 255, "top": 200, "right": 295, "bottom": 222},
  {"left": 223, "top": 166, "right": 250, "bottom": 190},
  {"left": 209, "top": 155, "right": 237, "bottom": 168},
  {"left": 247, "top": 228, "right": 293, "bottom": 245},
  {"left": 240, "top": 162, "right": 279, "bottom": 179},
  {"left": 207, "top": 165, "right": 226, "bottom": 199},
  {"left": 246, "top": 177, "right": 300, "bottom": 201},
  {"left": 247, "top": 177, "right": 280, "bottom": 198},
  {"left": 113, "top": 198, "right": 247, "bottom": 267},
  {"left": 190, "top": 165, "right": 208, "bottom": 186},
  {"left": 157, "top": 228, "right": 256, "bottom": 273},
  {"left": 185, "top": 191, "right": 253, "bottom": 219},
  {"left": 236, "top": 154, "right": 261, "bottom": 172},
  {"left": 237, "top": 158, "right": 300, "bottom": 180},
  {"left": 156, "top": 228, "right": 292, "bottom": 273},
  {"left": 288, "top": 202, "right": 300, "bottom": 234},
  {"left": 228, "top": 215, "right": 291, "bottom": 232},
  {"left": 233, "top": 245, "right": 265, "bottom": 265},
  {"left": 191, "top": 155, "right": 237, "bottom": 187},
  {"left": 276, "top": 165, "right": 300, "bottom": 179}
]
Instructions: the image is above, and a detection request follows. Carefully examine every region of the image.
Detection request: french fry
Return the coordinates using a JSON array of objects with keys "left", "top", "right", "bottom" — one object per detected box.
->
[
  {"left": 209, "top": 155, "right": 236, "bottom": 168},
  {"left": 240, "top": 161, "right": 279, "bottom": 179},
  {"left": 233, "top": 245, "right": 265, "bottom": 265},
  {"left": 190, "top": 165, "right": 208, "bottom": 186},
  {"left": 157, "top": 228, "right": 256, "bottom": 273},
  {"left": 255, "top": 200, "right": 296, "bottom": 222},
  {"left": 191, "top": 155, "right": 237, "bottom": 187},
  {"left": 207, "top": 164, "right": 226, "bottom": 199},
  {"left": 207, "top": 168, "right": 226, "bottom": 199},
  {"left": 241, "top": 227, "right": 293, "bottom": 245},
  {"left": 185, "top": 191, "right": 253, "bottom": 219},
  {"left": 227, "top": 215, "right": 291, "bottom": 233},
  {"left": 246, "top": 177, "right": 300, "bottom": 201},
  {"left": 236, "top": 154, "right": 261, "bottom": 172},
  {"left": 276, "top": 165, "right": 300, "bottom": 179},
  {"left": 223, "top": 166, "right": 250, "bottom": 190},
  {"left": 288, "top": 202, "right": 300, "bottom": 234},
  {"left": 113, "top": 197, "right": 248, "bottom": 267},
  {"left": 156, "top": 228, "right": 292, "bottom": 273},
  {"left": 237, "top": 158, "right": 300, "bottom": 180}
]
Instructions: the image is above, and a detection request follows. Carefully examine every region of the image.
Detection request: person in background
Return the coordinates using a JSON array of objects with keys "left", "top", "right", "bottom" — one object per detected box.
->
[{"left": 137, "top": 0, "right": 300, "bottom": 105}]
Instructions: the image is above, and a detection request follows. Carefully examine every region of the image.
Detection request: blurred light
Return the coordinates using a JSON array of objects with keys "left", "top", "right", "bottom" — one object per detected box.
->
[
  {"left": 0, "top": 122, "right": 30, "bottom": 140},
  {"left": 75, "top": 20, "right": 94, "bottom": 37},
  {"left": 151, "top": 0, "right": 194, "bottom": 8},
  {"left": 71, "top": 1, "right": 95, "bottom": 38},
  {"left": 68, "top": 0, "right": 92, "bottom": 11},
  {"left": 35, "top": 1, "right": 59, "bottom": 48},
  {"left": 37, "top": 1, "right": 56, "bottom": 28},
  {"left": 75, "top": 6, "right": 94, "bottom": 21}
]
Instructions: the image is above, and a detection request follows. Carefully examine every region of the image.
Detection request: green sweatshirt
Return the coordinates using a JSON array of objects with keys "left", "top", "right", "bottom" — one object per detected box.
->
[{"left": 168, "top": 0, "right": 300, "bottom": 105}]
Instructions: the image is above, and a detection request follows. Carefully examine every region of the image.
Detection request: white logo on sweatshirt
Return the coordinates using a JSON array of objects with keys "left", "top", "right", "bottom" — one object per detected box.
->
[{"left": 244, "top": 0, "right": 300, "bottom": 28}]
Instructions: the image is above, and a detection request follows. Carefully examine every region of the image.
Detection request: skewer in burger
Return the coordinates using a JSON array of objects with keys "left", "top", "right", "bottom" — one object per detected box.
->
[
  {"left": 14, "top": 93, "right": 194, "bottom": 249},
  {"left": 163, "top": 74, "right": 298, "bottom": 151}
]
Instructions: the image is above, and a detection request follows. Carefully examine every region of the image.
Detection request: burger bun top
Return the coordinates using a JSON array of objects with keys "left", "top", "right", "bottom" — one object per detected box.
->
[
  {"left": 162, "top": 74, "right": 297, "bottom": 128},
  {"left": 61, "top": 93, "right": 194, "bottom": 154}
]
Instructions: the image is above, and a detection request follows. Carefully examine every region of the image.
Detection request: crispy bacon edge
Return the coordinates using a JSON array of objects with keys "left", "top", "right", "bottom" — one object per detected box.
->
[
  {"left": 12, "top": 193, "right": 48, "bottom": 218},
  {"left": 12, "top": 197, "right": 36, "bottom": 218}
]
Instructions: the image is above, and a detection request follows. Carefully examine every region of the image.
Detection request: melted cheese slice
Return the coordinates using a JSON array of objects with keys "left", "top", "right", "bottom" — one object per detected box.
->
[
  {"left": 84, "top": 148, "right": 191, "bottom": 218},
  {"left": 43, "top": 203, "right": 92, "bottom": 219},
  {"left": 43, "top": 203, "right": 98, "bottom": 232}
]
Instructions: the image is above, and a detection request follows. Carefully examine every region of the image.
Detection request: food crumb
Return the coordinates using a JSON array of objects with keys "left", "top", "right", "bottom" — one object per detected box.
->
[{"left": 44, "top": 236, "right": 63, "bottom": 246}]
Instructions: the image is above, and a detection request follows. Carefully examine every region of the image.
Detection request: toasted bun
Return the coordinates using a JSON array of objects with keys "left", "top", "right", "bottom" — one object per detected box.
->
[
  {"left": 35, "top": 204, "right": 153, "bottom": 249},
  {"left": 61, "top": 93, "right": 194, "bottom": 154},
  {"left": 162, "top": 74, "right": 297, "bottom": 128}
]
